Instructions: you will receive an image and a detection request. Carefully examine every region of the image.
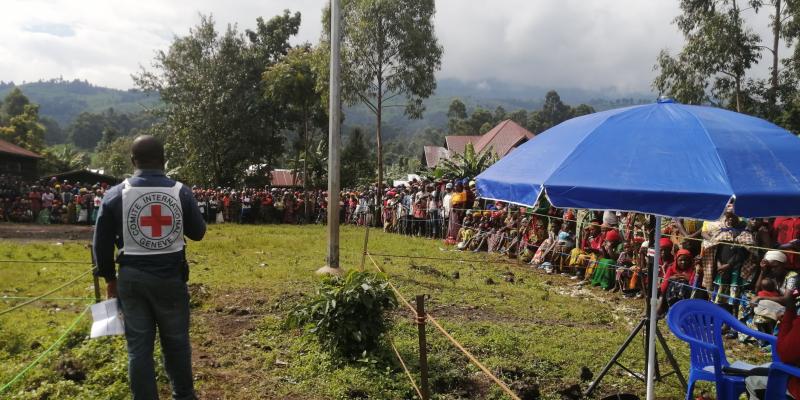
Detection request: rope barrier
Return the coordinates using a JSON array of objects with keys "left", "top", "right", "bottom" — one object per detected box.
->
[
  {"left": 366, "top": 252, "right": 521, "bottom": 400},
  {"left": 0, "top": 260, "right": 93, "bottom": 265},
  {"left": 388, "top": 337, "right": 425, "bottom": 400},
  {"left": 0, "top": 305, "right": 90, "bottom": 394},
  {"left": 366, "top": 253, "right": 417, "bottom": 317},
  {"left": 1, "top": 296, "right": 95, "bottom": 302},
  {"left": 0, "top": 268, "right": 93, "bottom": 317},
  {"left": 425, "top": 314, "right": 521, "bottom": 400}
]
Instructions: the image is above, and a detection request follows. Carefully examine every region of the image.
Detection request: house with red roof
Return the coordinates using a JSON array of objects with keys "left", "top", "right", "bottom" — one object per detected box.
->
[
  {"left": 0, "top": 138, "right": 42, "bottom": 180},
  {"left": 423, "top": 119, "right": 534, "bottom": 168}
]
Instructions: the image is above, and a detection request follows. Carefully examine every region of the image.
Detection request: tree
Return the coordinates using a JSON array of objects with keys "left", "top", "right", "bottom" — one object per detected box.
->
[
  {"left": 0, "top": 103, "right": 45, "bottom": 152},
  {"left": 447, "top": 98, "right": 467, "bottom": 119},
  {"left": 263, "top": 44, "right": 327, "bottom": 216},
  {"left": 327, "top": 0, "right": 443, "bottom": 194},
  {"left": 468, "top": 108, "right": 494, "bottom": 134},
  {"left": 508, "top": 109, "right": 527, "bottom": 126},
  {"left": 653, "top": 0, "right": 762, "bottom": 111},
  {"left": 67, "top": 112, "right": 106, "bottom": 150},
  {"left": 528, "top": 90, "right": 572, "bottom": 133},
  {"left": 438, "top": 142, "right": 497, "bottom": 179},
  {"left": 40, "top": 144, "right": 89, "bottom": 174},
  {"left": 493, "top": 105, "right": 507, "bottom": 122},
  {"left": 341, "top": 127, "right": 374, "bottom": 187},
  {"left": 571, "top": 104, "right": 596, "bottom": 117},
  {"left": 1, "top": 88, "right": 30, "bottom": 120},
  {"left": 134, "top": 12, "right": 300, "bottom": 186},
  {"left": 95, "top": 136, "right": 134, "bottom": 177},
  {"left": 40, "top": 116, "right": 66, "bottom": 145}
]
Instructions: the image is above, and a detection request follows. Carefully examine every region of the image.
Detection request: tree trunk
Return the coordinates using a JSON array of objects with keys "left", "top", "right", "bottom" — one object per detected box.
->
[
  {"left": 376, "top": 87, "right": 383, "bottom": 209},
  {"left": 302, "top": 108, "right": 310, "bottom": 223},
  {"left": 771, "top": 0, "right": 781, "bottom": 110},
  {"left": 735, "top": 76, "right": 742, "bottom": 112}
]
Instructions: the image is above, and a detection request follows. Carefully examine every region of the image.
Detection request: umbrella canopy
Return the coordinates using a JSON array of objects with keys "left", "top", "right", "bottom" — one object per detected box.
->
[{"left": 476, "top": 99, "right": 800, "bottom": 220}]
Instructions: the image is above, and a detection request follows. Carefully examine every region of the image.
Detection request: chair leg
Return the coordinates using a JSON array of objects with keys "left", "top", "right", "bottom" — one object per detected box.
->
[{"left": 685, "top": 378, "right": 695, "bottom": 400}]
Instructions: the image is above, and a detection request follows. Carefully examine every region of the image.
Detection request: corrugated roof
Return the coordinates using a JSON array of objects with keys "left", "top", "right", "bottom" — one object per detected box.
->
[
  {"left": 423, "top": 146, "right": 450, "bottom": 168},
  {"left": 473, "top": 119, "right": 534, "bottom": 157},
  {"left": 270, "top": 169, "right": 303, "bottom": 187},
  {"left": 0, "top": 139, "right": 42, "bottom": 159},
  {"left": 444, "top": 135, "right": 478, "bottom": 154}
]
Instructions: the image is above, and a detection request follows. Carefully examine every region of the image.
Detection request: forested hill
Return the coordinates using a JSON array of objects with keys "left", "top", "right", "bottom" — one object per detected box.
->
[
  {"left": 0, "top": 79, "right": 160, "bottom": 126},
  {"left": 0, "top": 78, "right": 651, "bottom": 134}
]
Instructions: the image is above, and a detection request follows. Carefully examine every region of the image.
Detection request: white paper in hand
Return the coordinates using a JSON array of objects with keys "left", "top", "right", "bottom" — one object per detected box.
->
[{"left": 90, "top": 299, "right": 125, "bottom": 338}]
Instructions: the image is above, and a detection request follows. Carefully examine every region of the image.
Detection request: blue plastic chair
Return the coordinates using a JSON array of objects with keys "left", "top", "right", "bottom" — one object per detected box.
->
[
  {"left": 667, "top": 299, "right": 778, "bottom": 400},
  {"left": 765, "top": 361, "right": 800, "bottom": 399}
]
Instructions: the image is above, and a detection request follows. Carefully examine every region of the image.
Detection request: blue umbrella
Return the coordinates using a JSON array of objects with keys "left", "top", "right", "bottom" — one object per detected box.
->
[
  {"left": 477, "top": 99, "right": 800, "bottom": 220},
  {"left": 476, "top": 99, "right": 800, "bottom": 400}
]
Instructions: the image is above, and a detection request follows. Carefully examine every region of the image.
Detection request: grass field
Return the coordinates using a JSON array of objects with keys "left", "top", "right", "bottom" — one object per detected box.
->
[{"left": 0, "top": 224, "right": 773, "bottom": 399}]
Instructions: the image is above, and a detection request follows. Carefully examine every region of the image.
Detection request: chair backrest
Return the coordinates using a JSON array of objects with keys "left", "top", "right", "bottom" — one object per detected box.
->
[{"left": 667, "top": 299, "right": 732, "bottom": 371}]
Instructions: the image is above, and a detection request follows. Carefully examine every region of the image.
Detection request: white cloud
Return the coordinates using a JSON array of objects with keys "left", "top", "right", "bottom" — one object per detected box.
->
[{"left": 0, "top": 0, "right": 779, "bottom": 92}]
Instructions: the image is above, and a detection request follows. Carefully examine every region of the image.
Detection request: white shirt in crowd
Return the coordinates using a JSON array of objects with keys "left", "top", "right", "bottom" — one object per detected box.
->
[{"left": 442, "top": 192, "right": 453, "bottom": 218}]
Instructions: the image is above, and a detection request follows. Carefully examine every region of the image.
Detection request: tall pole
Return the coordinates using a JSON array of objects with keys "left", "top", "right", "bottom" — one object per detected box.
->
[
  {"left": 318, "top": 0, "right": 343, "bottom": 275},
  {"left": 645, "top": 216, "right": 662, "bottom": 400}
]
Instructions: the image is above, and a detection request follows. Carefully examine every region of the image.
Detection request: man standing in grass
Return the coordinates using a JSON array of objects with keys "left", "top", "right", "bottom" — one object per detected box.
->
[{"left": 93, "top": 135, "right": 206, "bottom": 399}]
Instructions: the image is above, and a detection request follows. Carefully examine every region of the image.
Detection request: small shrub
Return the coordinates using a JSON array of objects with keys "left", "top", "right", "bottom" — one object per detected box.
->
[{"left": 287, "top": 270, "right": 397, "bottom": 359}]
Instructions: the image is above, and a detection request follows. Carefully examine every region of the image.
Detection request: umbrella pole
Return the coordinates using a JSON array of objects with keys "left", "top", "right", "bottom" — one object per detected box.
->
[{"left": 646, "top": 216, "right": 662, "bottom": 400}]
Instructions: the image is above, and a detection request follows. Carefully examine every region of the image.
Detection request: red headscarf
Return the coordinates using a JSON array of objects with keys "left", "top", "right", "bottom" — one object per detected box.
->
[{"left": 660, "top": 249, "right": 694, "bottom": 293}]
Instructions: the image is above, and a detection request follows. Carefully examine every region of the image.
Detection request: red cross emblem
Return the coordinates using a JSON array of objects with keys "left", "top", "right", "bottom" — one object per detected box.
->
[{"left": 139, "top": 204, "right": 173, "bottom": 238}]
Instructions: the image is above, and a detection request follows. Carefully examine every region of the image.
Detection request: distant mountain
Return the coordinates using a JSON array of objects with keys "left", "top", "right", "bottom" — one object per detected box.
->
[
  {"left": 0, "top": 77, "right": 652, "bottom": 137},
  {"left": 343, "top": 78, "right": 655, "bottom": 140},
  {"left": 0, "top": 79, "right": 160, "bottom": 126}
]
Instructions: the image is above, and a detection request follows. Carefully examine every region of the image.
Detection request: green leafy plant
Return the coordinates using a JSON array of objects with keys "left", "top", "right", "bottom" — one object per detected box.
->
[{"left": 287, "top": 270, "right": 398, "bottom": 359}]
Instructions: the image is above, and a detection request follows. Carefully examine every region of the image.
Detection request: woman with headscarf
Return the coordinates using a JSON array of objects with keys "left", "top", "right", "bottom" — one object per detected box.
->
[
  {"left": 590, "top": 229, "right": 621, "bottom": 290},
  {"left": 657, "top": 248, "right": 695, "bottom": 316}
]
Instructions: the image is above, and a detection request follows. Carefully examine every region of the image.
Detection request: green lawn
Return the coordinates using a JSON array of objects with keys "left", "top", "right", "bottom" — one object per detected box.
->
[{"left": 0, "top": 224, "right": 772, "bottom": 399}]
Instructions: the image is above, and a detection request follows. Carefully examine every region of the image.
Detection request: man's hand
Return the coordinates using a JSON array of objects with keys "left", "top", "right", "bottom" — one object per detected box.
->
[{"left": 107, "top": 280, "right": 118, "bottom": 299}]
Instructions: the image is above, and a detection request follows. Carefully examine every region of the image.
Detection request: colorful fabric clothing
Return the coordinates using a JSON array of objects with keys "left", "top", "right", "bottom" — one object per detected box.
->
[{"left": 590, "top": 258, "right": 615, "bottom": 289}]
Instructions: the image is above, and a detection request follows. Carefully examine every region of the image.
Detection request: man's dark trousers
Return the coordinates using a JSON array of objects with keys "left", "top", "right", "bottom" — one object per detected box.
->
[{"left": 118, "top": 267, "right": 194, "bottom": 400}]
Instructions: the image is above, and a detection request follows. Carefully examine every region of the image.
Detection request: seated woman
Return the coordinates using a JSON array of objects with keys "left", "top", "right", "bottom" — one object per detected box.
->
[
  {"left": 591, "top": 229, "right": 621, "bottom": 290},
  {"left": 657, "top": 249, "right": 695, "bottom": 316},
  {"left": 615, "top": 240, "right": 635, "bottom": 292},
  {"left": 531, "top": 222, "right": 561, "bottom": 270},
  {"left": 553, "top": 228, "right": 575, "bottom": 274},
  {"left": 456, "top": 217, "right": 476, "bottom": 250},
  {"left": 568, "top": 236, "right": 598, "bottom": 280}
]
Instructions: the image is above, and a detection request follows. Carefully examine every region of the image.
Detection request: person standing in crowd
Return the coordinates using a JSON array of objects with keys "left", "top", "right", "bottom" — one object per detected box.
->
[
  {"left": 93, "top": 135, "right": 206, "bottom": 400},
  {"left": 446, "top": 181, "right": 467, "bottom": 243}
]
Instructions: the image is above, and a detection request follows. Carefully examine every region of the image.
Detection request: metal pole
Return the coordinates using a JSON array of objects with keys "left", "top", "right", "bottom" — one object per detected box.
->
[
  {"left": 318, "top": 0, "right": 342, "bottom": 275},
  {"left": 646, "top": 216, "right": 662, "bottom": 400},
  {"left": 416, "top": 295, "right": 430, "bottom": 400}
]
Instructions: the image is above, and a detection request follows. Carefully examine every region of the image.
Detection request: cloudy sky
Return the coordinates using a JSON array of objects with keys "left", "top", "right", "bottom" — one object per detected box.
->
[{"left": 0, "top": 0, "right": 776, "bottom": 93}]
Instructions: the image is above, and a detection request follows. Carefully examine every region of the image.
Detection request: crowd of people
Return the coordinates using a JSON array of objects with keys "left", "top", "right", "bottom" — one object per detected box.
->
[
  {"left": 3, "top": 173, "right": 799, "bottom": 346},
  {"left": 0, "top": 174, "right": 108, "bottom": 224}
]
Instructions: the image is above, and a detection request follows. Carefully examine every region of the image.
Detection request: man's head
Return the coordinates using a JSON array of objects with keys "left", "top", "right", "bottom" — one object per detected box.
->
[{"left": 130, "top": 135, "right": 165, "bottom": 170}]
